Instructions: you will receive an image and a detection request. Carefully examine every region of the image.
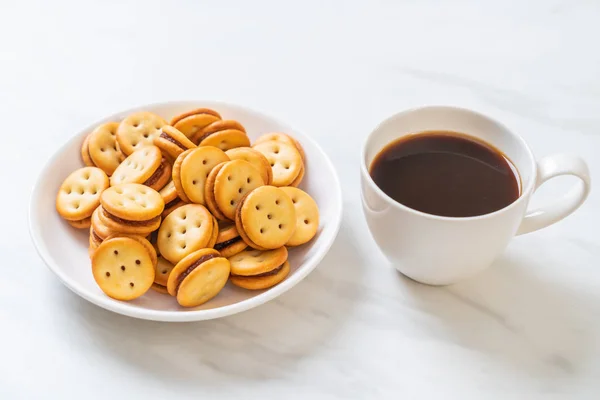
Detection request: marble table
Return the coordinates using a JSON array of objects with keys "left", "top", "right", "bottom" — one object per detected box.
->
[{"left": 3, "top": 0, "right": 599, "bottom": 398}]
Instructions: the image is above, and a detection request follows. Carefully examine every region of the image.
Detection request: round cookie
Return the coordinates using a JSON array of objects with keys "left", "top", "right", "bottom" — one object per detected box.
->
[
  {"left": 228, "top": 247, "right": 288, "bottom": 276},
  {"left": 81, "top": 134, "right": 95, "bottom": 167},
  {"left": 254, "top": 132, "right": 306, "bottom": 162},
  {"left": 280, "top": 187, "right": 319, "bottom": 246},
  {"left": 88, "top": 122, "right": 124, "bottom": 176},
  {"left": 253, "top": 141, "right": 303, "bottom": 187},
  {"left": 171, "top": 149, "right": 193, "bottom": 203},
  {"left": 91, "top": 237, "right": 155, "bottom": 301},
  {"left": 91, "top": 206, "right": 117, "bottom": 239},
  {"left": 116, "top": 111, "right": 167, "bottom": 156},
  {"left": 171, "top": 108, "right": 222, "bottom": 139},
  {"left": 235, "top": 186, "right": 296, "bottom": 249},
  {"left": 157, "top": 204, "right": 216, "bottom": 264},
  {"left": 166, "top": 248, "right": 230, "bottom": 307},
  {"left": 194, "top": 120, "right": 250, "bottom": 150},
  {"left": 99, "top": 183, "right": 164, "bottom": 234},
  {"left": 153, "top": 125, "right": 196, "bottom": 160},
  {"left": 203, "top": 162, "right": 228, "bottom": 220},
  {"left": 110, "top": 146, "right": 166, "bottom": 188},
  {"left": 230, "top": 260, "right": 290, "bottom": 290},
  {"left": 206, "top": 160, "right": 265, "bottom": 221},
  {"left": 179, "top": 146, "right": 230, "bottom": 205},
  {"left": 213, "top": 223, "right": 247, "bottom": 258},
  {"left": 56, "top": 167, "right": 109, "bottom": 221},
  {"left": 67, "top": 216, "right": 92, "bottom": 229},
  {"left": 152, "top": 256, "right": 175, "bottom": 293},
  {"left": 225, "top": 147, "right": 273, "bottom": 185},
  {"left": 104, "top": 233, "right": 158, "bottom": 268}
]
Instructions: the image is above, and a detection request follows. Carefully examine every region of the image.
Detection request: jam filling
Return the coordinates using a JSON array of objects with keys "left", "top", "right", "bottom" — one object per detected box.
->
[
  {"left": 214, "top": 236, "right": 242, "bottom": 251},
  {"left": 143, "top": 161, "right": 167, "bottom": 186},
  {"left": 175, "top": 254, "right": 218, "bottom": 294},
  {"left": 159, "top": 132, "right": 186, "bottom": 150},
  {"left": 164, "top": 198, "right": 181, "bottom": 210},
  {"left": 103, "top": 208, "right": 160, "bottom": 226}
]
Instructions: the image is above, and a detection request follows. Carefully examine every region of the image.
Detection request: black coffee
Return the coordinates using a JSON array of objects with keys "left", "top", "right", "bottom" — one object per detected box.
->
[{"left": 369, "top": 131, "right": 520, "bottom": 217}]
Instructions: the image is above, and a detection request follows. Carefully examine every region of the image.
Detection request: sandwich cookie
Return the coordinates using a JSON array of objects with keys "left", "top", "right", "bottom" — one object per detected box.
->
[
  {"left": 110, "top": 145, "right": 171, "bottom": 191},
  {"left": 153, "top": 125, "right": 196, "bottom": 161},
  {"left": 151, "top": 256, "right": 175, "bottom": 294},
  {"left": 91, "top": 236, "right": 156, "bottom": 301},
  {"left": 204, "top": 159, "right": 265, "bottom": 221},
  {"left": 235, "top": 186, "right": 296, "bottom": 250},
  {"left": 254, "top": 132, "right": 306, "bottom": 162},
  {"left": 68, "top": 216, "right": 92, "bottom": 229},
  {"left": 88, "top": 122, "right": 124, "bottom": 176},
  {"left": 167, "top": 248, "right": 230, "bottom": 307},
  {"left": 56, "top": 167, "right": 109, "bottom": 226},
  {"left": 193, "top": 120, "right": 250, "bottom": 150},
  {"left": 280, "top": 187, "right": 319, "bottom": 246},
  {"left": 90, "top": 206, "right": 117, "bottom": 243},
  {"left": 88, "top": 225, "right": 102, "bottom": 258},
  {"left": 253, "top": 141, "right": 303, "bottom": 187},
  {"left": 116, "top": 111, "right": 167, "bottom": 156},
  {"left": 157, "top": 204, "right": 217, "bottom": 264},
  {"left": 228, "top": 247, "right": 290, "bottom": 290},
  {"left": 225, "top": 147, "right": 273, "bottom": 186},
  {"left": 99, "top": 183, "right": 164, "bottom": 235},
  {"left": 172, "top": 146, "right": 229, "bottom": 205},
  {"left": 171, "top": 108, "right": 222, "bottom": 140},
  {"left": 81, "top": 134, "right": 95, "bottom": 167},
  {"left": 213, "top": 223, "right": 247, "bottom": 258},
  {"left": 159, "top": 181, "right": 186, "bottom": 218}
]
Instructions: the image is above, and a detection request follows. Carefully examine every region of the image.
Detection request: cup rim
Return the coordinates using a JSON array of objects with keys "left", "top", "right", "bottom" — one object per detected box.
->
[{"left": 360, "top": 105, "right": 538, "bottom": 221}]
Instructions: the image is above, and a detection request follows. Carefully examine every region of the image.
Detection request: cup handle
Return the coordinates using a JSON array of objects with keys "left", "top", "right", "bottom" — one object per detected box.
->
[{"left": 517, "top": 154, "right": 591, "bottom": 235}]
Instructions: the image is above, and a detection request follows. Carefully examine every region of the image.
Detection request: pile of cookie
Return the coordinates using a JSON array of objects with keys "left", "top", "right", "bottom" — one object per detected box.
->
[{"left": 55, "top": 108, "right": 319, "bottom": 307}]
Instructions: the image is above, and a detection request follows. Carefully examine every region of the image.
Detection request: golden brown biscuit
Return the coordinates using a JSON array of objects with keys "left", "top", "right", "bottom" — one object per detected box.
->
[
  {"left": 99, "top": 183, "right": 164, "bottom": 235},
  {"left": 81, "top": 134, "right": 95, "bottom": 167},
  {"left": 91, "top": 206, "right": 117, "bottom": 240},
  {"left": 171, "top": 108, "right": 221, "bottom": 139},
  {"left": 235, "top": 186, "right": 296, "bottom": 249},
  {"left": 178, "top": 146, "right": 229, "bottom": 205},
  {"left": 204, "top": 160, "right": 265, "bottom": 221},
  {"left": 88, "top": 122, "right": 124, "bottom": 176},
  {"left": 254, "top": 132, "right": 306, "bottom": 162},
  {"left": 225, "top": 147, "right": 273, "bottom": 185},
  {"left": 56, "top": 167, "right": 109, "bottom": 222},
  {"left": 153, "top": 125, "right": 196, "bottom": 160},
  {"left": 153, "top": 256, "right": 175, "bottom": 293},
  {"left": 230, "top": 261, "right": 290, "bottom": 290},
  {"left": 116, "top": 111, "right": 167, "bottom": 156},
  {"left": 91, "top": 237, "right": 155, "bottom": 301},
  {"left": 228, "top": 247, "right": 289, "bottom": 290},
  {"left": 166, "top": 248, "right": 230, "bottom": 307},
  {"left": 67, "top": 216, "right": 92, "bottom": 229},
  {"left": 194, "top": 120, "right": 250, "bottom": 150},
  {"left": 110, "top": 146, "right": 171, "bottom": 191},
  {"left": 157, "top": 204, "right": 216, "bottom": 264},
  {"left": 253, "top": 141, "right": 303, "bottom": 187},
  {"left": 213, "top": 223, "right": 247, "bottom": 258},
  {"left": 280, "top": 187, "right": 319, "bottom": 246}
]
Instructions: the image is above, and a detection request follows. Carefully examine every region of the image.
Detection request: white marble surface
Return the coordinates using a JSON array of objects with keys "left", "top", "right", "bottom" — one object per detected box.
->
[{"left": 2, "top": 0, "right": 599, "bottom": 398}]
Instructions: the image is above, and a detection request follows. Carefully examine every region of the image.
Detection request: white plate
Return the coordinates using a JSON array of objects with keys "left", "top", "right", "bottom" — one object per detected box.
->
[{"left": 29, "top": 101, "right": 342, "bottom": 322}]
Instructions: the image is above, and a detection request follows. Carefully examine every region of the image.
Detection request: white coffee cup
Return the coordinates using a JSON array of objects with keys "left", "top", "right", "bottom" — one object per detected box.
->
[{"left": 360, "top": 106, "right": 591, "bottom": 285}]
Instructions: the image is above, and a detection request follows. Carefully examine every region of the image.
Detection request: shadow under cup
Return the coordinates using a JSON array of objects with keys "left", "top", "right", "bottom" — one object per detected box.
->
[{"left": 360, "top": 106, "right": 537, "bottom": 285}]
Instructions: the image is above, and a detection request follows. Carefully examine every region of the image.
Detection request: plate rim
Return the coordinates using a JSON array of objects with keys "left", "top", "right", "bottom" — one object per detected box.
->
[{"left": 28, "top": 100, "right": 343, "bottom": 322}]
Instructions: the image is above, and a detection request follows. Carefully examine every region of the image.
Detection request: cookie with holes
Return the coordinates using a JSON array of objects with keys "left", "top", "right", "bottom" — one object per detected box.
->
[
  {"left": 173, "top": 146, "right": 230, "bottom": 205},
  {"left": 88, "top": 122, "right": 124, "bottom": 176},
  {"left": 81, "top": 134, "right": 95, "bottom": 167},
  {"left": 116, "top": 111, "right": 167, "bottom": 156},
  {"left": 225, "top": 147, "right": 273, "bottom": 186},
  {"left": 153, "top": 125, "right": 196, "bottom": 161},
  {"left": 56, "top": 167, "right": 109, "bottom": 226},
  {"left": 204, "top": 159, "right": 265, "bottom": 221},
  {"left": 91, "top": 236, "right": 156, "bottom": 301},
  {"left": 213, "top": 223, "right": 247, "bottom": 258},
  {"left": 171, "top": 108, "right": 222, "bottom": 140},
  {"left": 254, "top": 132, "right": 306, "bottom": 162},
  {"left": 194, "top": 120, "right": 250, "bottom": 150},
  {"left": 280, "top": 187, "right": 319, "bottom": 246},
  {"left": 110, "top": 145, "right": 171, "bottom": 191},
  {"left": 99, "top": 183, "right": 164, "bottom": 235},
  {"left": 157, "top": 204, "right": 217, "bottom": 264},
  {"left": 235, "top": 185, "right": 296, "bottom": 250},
  {"left": 166, "top": 248, "right": 230, "bottom": 307},
  {"left": 151, "top": 256, "right": 175, "bottom": 294},
  {"left": 228, "top": 247, "right": 290, "bottom": 290},
  {"left": 253, "top": 141, "right": 303, "bottom": 187}
]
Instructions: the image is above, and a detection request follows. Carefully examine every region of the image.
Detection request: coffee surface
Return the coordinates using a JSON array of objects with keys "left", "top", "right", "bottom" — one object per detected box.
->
[{"left": 369, "top": 131, "right": 520, "bottom": 217}]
